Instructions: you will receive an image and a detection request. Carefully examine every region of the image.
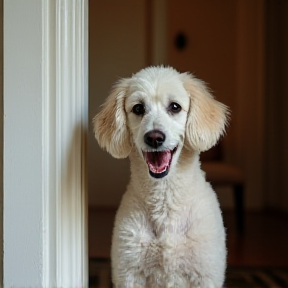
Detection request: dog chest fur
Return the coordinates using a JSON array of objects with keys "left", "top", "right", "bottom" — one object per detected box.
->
[{"left": 111, "top": 148, "right": 226, "bottom": 288}]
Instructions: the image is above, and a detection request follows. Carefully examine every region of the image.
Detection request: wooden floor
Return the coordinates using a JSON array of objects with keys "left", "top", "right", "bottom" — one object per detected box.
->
[
  {"left": 224, "top": 210, "right": 288, "bottom": 267},
  {"left": 89, "top": 208, "right": 288, "bottom": 267}
]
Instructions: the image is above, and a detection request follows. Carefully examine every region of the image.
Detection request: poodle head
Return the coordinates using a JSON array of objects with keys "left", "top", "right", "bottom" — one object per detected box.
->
[{"left": 93, "top": 66, "right": 229, "bottom": 178}]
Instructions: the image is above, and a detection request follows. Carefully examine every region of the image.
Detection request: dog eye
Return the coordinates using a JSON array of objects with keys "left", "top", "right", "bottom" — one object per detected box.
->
[
  {"left": 132, "top": 103, "right": 145, "bottom": 115},
  {"left": 168, "top": 102, "right": 182, "bottom": 114}
]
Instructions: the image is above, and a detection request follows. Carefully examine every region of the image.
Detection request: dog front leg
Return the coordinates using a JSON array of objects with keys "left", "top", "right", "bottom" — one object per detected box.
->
[{"left": 158, "top": 233, "right": 225, "bottom": 288}]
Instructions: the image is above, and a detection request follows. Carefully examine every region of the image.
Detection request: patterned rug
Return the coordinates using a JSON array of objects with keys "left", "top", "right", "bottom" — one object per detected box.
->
[{"left": 89, "top": 258, "right": 288, "bottom": 288}]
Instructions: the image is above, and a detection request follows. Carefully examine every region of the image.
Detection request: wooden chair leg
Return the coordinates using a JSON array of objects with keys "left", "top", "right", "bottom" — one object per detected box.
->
[{"left": 233, "top": 184, "right": 244, "bottom": 234}]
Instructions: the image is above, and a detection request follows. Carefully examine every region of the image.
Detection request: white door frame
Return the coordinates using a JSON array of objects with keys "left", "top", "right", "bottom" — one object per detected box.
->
[{"left": 3, "top": 0, "right": 88, "bottom": 287}]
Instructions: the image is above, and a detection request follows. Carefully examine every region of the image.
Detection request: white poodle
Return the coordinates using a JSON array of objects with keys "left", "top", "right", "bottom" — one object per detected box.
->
[{"left": 93, "top": 66, "right": 228, "bottom": 288}]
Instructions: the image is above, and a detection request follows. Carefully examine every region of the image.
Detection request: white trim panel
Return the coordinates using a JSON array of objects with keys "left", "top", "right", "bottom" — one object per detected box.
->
[
  {"left": 4, "top": 0, "right": 88, "bottom": 287},
  {"left": 43, "top": 0, "right": 88, "bottom": 287}
]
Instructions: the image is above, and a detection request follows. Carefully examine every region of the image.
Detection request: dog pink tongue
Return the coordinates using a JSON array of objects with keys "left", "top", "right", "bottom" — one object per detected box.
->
[{"left": 144, "top": 151, "right": 172, "bottom": 173}]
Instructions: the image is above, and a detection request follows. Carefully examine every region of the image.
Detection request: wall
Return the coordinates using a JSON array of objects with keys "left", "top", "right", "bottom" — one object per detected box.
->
[
  {"left": 151, "top": 0, "right": 167, "bottom": 65},
  {"left": 166, "top": 0, "right": 237, "bottom": 154},
  {"left": 88, "top": 0, "right": 147, "bottom": 206},
  {"left": 3, "top": 1, "right": 43, "bottom": 285},
  {"left": 0, "top": 0, "right": 3, "bottom": 282},
  {"left": 166, "top": 0, "right": 265, "bottom": 210},
  {"left": 282, "top": 3, "right": 288, "bottom": 212},
  {"left": 89, "top": 0, "right": 288, "bottom": 212},
  {"left": 265, "top": 0, "right": 288, "bottom": 212},
  {"left": 233, "top": 0, "right": 266, "bottom": 210}
]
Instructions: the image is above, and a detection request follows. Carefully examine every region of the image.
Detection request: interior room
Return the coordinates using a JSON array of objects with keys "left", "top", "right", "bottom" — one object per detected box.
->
[{"left": 88, "top": 0, "right": 288, "bottom": 287}]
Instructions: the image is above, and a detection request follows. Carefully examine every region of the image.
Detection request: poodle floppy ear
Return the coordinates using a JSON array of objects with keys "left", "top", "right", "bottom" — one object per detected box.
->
[
  {"left": 181, "top": 73, "right": 229, "bottom": 152},
  {"left": 93, "top": 78, "right": 132, "bottom": 158}
]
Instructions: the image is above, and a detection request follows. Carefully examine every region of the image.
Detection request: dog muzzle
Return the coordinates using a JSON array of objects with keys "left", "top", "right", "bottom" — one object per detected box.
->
[{"left": 142, "top": 148, "right": 177, "bottom": 178}]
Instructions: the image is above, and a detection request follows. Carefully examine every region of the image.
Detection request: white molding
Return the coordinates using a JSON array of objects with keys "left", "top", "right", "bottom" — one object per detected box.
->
[
  {"left": 3, "top": 0, "right": 88, "bottom": 286},
  {"left": 42, "top": 0, "right": 88, "bottom": 287}
]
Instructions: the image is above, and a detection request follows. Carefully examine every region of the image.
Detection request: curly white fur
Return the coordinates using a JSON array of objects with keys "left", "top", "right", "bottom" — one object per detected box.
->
[{"left": 93, "top": 66, "right": 229, "bottom": 288}]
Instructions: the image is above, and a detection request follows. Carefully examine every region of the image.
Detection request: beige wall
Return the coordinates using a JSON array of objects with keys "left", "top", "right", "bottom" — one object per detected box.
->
[{"left": 88, "top": 0, "right": 147, "bottom": 206}]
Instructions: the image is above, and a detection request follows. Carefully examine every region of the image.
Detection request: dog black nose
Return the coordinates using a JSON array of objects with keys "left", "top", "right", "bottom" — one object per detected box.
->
[{"left": 144, "top": 130, "right": 165, "bottom": 148}]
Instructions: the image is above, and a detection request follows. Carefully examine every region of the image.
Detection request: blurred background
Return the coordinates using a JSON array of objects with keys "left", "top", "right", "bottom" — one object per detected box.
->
[{"left": 88, "top": 0, "right": 288, "bottom": 279}]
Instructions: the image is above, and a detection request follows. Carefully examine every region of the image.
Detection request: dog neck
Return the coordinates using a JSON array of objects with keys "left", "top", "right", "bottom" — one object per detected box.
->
[{"left": 127, "top": 146, "right": 208, "bottom": 234}]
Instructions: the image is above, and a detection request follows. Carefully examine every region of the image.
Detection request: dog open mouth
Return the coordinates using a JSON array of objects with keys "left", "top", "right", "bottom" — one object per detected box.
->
[{"left": 143, "top": 147, "right": 177, "bottom": 178}]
